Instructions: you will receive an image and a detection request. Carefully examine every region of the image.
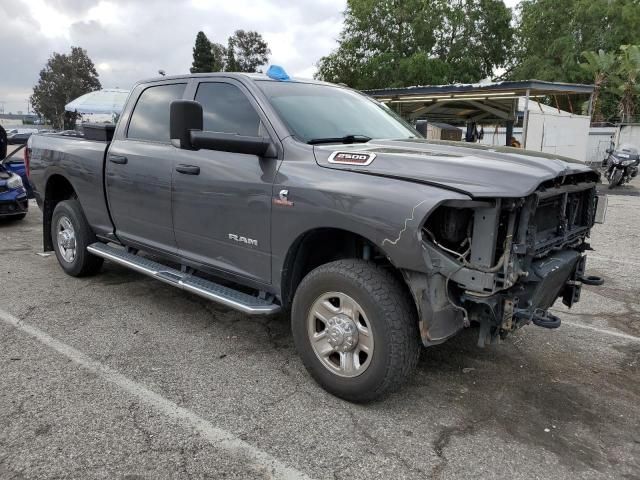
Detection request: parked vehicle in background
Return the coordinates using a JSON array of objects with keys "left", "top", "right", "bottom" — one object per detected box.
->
[
  {"left": 7, "top": 128, "right": 38, "bottom": 144},
  {"left": 0, "top": 147, "right": 28, "bottom": 220},
  {"left": 27, "top": 70, "right": 605, "bottom": 402},
  {"left": 43, "top": 130, "right": 83, "bottom": 138},
  {"left": 603, "top": 145, "right": 639, "bottom": 188},
  {"left": 2, "top": 145, "right": 34, "bottom": 198}
]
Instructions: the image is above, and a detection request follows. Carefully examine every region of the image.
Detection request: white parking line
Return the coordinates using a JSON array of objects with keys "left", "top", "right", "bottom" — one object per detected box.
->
[
  {"left": 563, "top": 320, "right": 640, "bottom": 343},
  {"left": 0, "top": 308, "right": 312, "bottom": 480}
]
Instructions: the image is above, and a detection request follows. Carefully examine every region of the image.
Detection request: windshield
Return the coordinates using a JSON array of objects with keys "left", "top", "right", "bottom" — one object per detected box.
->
[{"left": 257, "top": 81, "right": 419, "bottom": 143}]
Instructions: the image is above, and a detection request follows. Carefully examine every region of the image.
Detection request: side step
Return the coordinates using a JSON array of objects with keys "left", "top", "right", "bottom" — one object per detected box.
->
[{"left": 87, "top": 243, "right": 280, "bottom": 315}]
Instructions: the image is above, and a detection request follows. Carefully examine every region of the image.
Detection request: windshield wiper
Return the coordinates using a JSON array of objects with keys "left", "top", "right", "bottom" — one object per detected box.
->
[{"left": 308, "top": 134, "right": 372, "bottom": 145}]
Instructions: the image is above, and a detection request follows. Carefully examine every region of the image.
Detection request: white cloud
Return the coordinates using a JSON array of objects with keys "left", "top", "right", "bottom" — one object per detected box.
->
[
  {"left": 0, "top": 0, "right": 346, "bottom": 112},
  {"left": 1, "top": 0, "right": 521, "bottom": 113}
]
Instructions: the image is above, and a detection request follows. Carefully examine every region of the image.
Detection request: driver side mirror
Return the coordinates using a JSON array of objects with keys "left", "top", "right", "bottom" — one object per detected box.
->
[
  {"left": 606, "top": 148, "right": 613, "bottom": 154},
  {"left": 170, "top": 100, "right": 276, "bottom": 158}
]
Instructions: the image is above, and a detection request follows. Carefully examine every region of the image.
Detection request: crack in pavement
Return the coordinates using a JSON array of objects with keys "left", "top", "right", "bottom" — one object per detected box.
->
[
  {"left": 340, "top": 408, "right": 430, "bottom": 479},
  {"left": 430, "top": 422, "right": 477, "bottom": 479}
]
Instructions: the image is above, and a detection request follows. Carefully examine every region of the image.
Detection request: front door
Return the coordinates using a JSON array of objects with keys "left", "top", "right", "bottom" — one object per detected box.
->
[
  {"left": 106, "top": 82, "right": 187, "bottom": 253},
  {"left": 172, "top": 80, "right": 277, "bottom": 284}
]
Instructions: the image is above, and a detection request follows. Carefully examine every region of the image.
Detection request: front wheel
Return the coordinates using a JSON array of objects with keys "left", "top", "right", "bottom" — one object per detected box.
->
[
  {"left": 51, "top": 199, "right": 103, "bottom": 277},
  {"left": 291, "top": 260, "right": 420, "bottom": 403},
  {"left": 609, "top": 169, "right": 623, "bottom": 188}
]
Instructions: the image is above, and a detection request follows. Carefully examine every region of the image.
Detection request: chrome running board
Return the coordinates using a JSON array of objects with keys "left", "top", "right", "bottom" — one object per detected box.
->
[{"left": 87, "top": 242, "right": 280, "bottom": 315}]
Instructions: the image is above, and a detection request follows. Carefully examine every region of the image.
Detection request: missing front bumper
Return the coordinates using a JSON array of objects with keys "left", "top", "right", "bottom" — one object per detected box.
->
[{"left": 406, "top": 250, "right": 603, "bottom": 348}]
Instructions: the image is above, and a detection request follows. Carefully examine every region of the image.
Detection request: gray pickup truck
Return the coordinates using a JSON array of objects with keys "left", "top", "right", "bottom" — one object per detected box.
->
[{"left": 27, "top": 72, "right": 605, "bottom": 402}]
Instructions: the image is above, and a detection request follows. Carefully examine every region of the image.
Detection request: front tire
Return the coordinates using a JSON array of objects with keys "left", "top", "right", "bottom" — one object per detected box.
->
[
  {"left": 609, "top": 169, "right": 623, "bottom": 188},
  {"left": 291, "top": 260, "right": 420, "bottom": 402},
  {"left": 51, "top": 199, "right": 103, "bottom": 277}
]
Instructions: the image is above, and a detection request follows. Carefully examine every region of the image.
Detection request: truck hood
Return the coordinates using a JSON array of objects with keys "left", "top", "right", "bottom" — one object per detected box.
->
[{"left": 313, "top": 139, "right": 598, "bottom": 198}]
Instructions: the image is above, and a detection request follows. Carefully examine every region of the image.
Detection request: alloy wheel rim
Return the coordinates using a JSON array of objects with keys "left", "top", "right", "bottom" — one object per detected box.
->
[
  {"left": 56, "top": 216, "right": 76, "bottom": 263},
  {"left": 307, "top": 291, "right": 374, "bottom": 378}
]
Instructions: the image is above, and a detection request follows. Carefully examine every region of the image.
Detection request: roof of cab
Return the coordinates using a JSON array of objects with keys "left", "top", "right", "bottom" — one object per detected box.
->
[{"left": 134, "top": 72, "right": 333, "bottom": 88}]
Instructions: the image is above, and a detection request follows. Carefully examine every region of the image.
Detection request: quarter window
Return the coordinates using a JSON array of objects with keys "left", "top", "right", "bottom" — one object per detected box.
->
[
  {"left": 195, "top": 83, "right": 260, "bottom": 136},
  {"left": 127, "top": 83, "right": 186, "bottom": 142}
]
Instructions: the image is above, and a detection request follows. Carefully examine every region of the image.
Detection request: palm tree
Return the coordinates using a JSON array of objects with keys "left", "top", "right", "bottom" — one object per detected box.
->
[
  {"left": 616, "top": 45, "right": 640, "bottom": 123},
  {"left": 580, "top": 49, "right": 617, "bottom": 123}
]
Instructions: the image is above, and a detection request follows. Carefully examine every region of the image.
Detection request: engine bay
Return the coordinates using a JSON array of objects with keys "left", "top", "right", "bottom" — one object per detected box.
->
[{"left": 417, "top": 172, "right": 603, "bottom": 346}]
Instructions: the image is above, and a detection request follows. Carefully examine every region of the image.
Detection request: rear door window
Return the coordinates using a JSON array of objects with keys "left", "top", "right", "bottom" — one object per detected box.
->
[{"left": 127, "top": 83, "right": 186, "bottom": 142}]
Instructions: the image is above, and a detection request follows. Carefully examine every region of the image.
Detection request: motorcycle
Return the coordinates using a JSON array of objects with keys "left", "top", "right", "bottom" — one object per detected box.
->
[{"left": 603, "top": 145, "right": 639, "bottom": 189}]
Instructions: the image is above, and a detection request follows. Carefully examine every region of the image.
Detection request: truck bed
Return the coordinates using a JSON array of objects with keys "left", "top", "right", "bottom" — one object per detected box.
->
[{"left": 29, "top": 133, "right": 114, "bottom": 238}]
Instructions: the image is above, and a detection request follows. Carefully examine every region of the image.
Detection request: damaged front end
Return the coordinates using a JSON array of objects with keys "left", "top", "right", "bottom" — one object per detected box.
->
[{"left": 407, "top": 172, "right": 605, "bottom": 347}]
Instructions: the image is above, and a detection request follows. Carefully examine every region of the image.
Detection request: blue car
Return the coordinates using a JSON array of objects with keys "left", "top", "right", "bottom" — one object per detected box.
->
[
  {"left": 0, "top": 145, "right": 29, "bottom": 220},
  {"left": 2, "top": 144, "right": 34, "bottom": 198}
]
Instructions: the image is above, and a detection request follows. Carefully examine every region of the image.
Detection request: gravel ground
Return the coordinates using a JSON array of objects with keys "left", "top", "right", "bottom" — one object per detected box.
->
[{"left": 0, "top": 178, "right": 639, "bottom": 479}]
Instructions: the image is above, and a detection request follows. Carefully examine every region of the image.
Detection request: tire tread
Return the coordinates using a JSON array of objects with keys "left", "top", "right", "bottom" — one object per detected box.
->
[{"left": 293, "top": 259, "right": 420, "bottom": 402}]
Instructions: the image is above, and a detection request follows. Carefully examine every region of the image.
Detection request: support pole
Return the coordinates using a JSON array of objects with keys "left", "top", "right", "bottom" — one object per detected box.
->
[
  {"left": 505, "top": 120, "right": 514, "bottom": 147},
  {"left": 521, "top": 88, "right": 530, "bottom": 149}
]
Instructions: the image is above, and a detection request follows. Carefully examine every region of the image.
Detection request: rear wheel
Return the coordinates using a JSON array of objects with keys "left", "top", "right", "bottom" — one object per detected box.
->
[
  {"left": 51, "top": 199, "right": 103, "bottom": 276},
  {"left": 291, "top": 260, "right": 420, "bottom": 402}
]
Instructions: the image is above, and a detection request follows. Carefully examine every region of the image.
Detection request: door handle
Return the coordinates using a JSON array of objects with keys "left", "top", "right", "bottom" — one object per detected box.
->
[
  {"left": 108, "top": 154, "right": 128, "bottom": 164},
  {"left": 175, "top": 164, "right": 200, "bottom": 175}
]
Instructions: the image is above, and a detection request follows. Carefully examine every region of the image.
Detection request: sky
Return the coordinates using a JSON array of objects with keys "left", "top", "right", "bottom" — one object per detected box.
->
[{"left": 0, "top": 0, "right": 521, "bottom": 114}]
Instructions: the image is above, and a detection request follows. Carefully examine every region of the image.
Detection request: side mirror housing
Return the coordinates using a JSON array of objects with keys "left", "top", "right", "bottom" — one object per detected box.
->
[
  {"left": 170, "top": 100, "right": 203, "bottom": 150},
  {"left": 190, "top": 131, "right": 276, "bottom": 157},
  {"left": 605, "top": 148, "right": 613, "bottom": 154}
]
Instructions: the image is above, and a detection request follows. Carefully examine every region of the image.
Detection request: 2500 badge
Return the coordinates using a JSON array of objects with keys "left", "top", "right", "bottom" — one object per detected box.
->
[{"left": 327, "top": 151, "right": 376, "bottom": 166}]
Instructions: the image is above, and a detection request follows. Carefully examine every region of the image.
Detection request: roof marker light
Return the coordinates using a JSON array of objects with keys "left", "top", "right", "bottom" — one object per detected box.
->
[{"left": 266, "top": 65, "right": 290, "bottom": 81}]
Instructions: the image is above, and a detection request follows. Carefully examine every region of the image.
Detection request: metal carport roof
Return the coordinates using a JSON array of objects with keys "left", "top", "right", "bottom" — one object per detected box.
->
[{"left": 363, "top": 80, "right": 595, "bottom": 147}]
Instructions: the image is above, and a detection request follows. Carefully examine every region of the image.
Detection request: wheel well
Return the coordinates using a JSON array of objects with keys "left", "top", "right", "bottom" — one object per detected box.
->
[
  {"left": 43, "top": 175, "right": 77, "bottom": 251},
  {"left": 281, "top": 228, "right": 406, "bottom": 308}
]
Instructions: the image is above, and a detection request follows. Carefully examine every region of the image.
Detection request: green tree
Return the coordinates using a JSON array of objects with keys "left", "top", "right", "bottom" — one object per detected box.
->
[
  {"left": 616, "top": 45, "right": 640, "bottom": 123},
  {"left": 210, "top": 42, "right": 226, "bottom": 72},
  {"left": 190, "top": 31, "right": 215, "bottom": 73},
  {"left": 579, "top": 49, "right": 617, "bottom": 122},
  {"left": 509, "top": 0, "right": 640, "bottom": 83},
  {"left": 30, "top": 46, "right": 101, "bottom": 129},
  {"left": 316, "top": 0, "right": 513, "bottom": 89},
  {"left": 224, "top": 30, "right": 270, "bottom": 73}
]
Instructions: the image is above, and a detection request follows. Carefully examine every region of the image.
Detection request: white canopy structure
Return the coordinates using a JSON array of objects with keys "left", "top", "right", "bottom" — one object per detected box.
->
[{"left": 65, "top": 89, "right": 130, "bottom": 115}]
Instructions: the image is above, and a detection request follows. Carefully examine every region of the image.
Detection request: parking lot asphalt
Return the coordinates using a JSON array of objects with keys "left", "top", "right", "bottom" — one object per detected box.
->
[{"left": 1, "top": 180, "right": 639, "bottom": 479}]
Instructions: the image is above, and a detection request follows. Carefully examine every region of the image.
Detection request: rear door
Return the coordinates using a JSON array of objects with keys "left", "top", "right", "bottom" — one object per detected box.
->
[
  {"left": 172, "top": 79, "right": 278, "bottom": 284},
  {"left": 106, "top": 81, "right": 187, "bottom": 253}
]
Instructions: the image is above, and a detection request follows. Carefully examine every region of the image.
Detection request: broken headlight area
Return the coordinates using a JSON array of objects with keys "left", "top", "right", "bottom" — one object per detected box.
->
[{"left": 417, "top": 173, "right": 604, "bottom": 347}]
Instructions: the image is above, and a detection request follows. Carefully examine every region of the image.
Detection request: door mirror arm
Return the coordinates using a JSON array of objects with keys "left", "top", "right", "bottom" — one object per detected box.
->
[{"left": 190, "top": 131, "right": 276, "bottom": 158}]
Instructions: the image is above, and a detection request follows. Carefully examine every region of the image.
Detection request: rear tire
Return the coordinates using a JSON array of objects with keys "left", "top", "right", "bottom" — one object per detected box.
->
[
  {"left": 51, "top": 199, "right": 103, "bottom": 277},
  {"left": 291, "top": 260, "right": 420, "bottom": 403}
]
